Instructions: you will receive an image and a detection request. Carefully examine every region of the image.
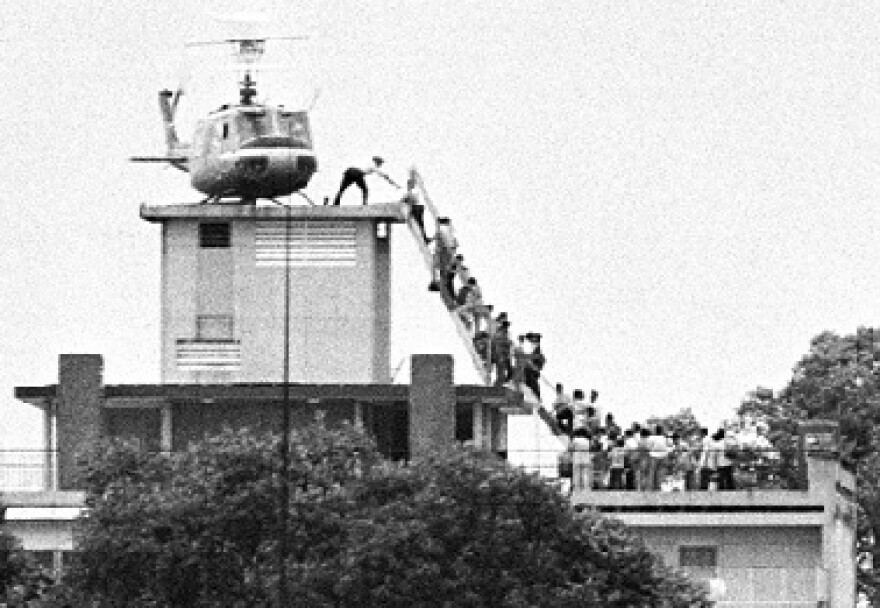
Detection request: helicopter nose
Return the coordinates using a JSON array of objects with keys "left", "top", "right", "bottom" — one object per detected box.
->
[{"left": 235, "top": 156, "right": 269, "bottom": 180}]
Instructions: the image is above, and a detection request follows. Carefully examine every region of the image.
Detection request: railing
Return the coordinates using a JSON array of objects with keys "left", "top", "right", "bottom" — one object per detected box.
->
[
  {"left": 507, "top": 447, "right": 808, "bottom": 491},
  {"left": 0, "top": 450, "right": 55, "bottom": 491}
]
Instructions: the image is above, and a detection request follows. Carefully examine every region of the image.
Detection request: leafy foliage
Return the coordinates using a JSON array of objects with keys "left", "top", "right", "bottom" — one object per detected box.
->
[
  {"left": 0, "top": 531, "right": 69, "bottom": 607},
  {"left": 68, "top": 423, "right": 710, "bottom": 608},
  {"left": 646, "top": 407, "right": 703, "bottom": 438},
  {"left": 738, "top": 327, "right": 880, "bottom": 604}
]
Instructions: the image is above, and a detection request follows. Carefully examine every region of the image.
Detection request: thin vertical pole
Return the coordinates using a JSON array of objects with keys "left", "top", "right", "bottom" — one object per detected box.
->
[{"left": 279, "top": 203, "right": 292, "bottom": 607}]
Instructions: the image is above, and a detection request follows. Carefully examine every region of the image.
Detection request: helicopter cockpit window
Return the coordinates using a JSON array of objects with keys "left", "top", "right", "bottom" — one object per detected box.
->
[
  {"left": 236, "top": 113, "right": 273, "bottom": 142},
  {"left": 280, "top": 112, "right": 312, "bottom": 149}
]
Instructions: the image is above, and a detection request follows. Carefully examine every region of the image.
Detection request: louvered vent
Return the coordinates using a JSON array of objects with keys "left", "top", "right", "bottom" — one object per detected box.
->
[
  {"left": 255, "top": 221, "right": 357, "bottom": 267},
  {"left": 176, "top": 340, "right": 242, "bottom": 371}
]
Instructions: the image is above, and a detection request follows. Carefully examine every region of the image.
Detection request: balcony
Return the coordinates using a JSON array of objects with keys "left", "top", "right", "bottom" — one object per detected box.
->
[{"left": 0, "top": 450, "right": 55, "bottom": 491}]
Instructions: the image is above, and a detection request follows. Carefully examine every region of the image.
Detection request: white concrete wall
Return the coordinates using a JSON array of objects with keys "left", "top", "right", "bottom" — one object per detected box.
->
[
  {"left": 635, "top": 525, "right": 824, "bottom": 607},
  {"left": 160, "top": 216, "right": 391, "bottom": 383}
]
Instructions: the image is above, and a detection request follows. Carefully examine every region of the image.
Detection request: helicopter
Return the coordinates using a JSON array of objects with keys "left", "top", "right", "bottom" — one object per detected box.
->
[{"left": 132, "top": 37, "right": 318, "bottom": 203}]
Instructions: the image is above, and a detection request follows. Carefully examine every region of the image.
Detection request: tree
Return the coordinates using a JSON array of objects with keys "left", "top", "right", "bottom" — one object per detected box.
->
[
  {"left": 67, "top": 423, "right": 710, "bottom": 608},
  {"left": 737, "top": 327, "right": 880, "bottom": 604},
  {"left": 646, "top": 407, "right": 704, "bottom": 438},
  {"left": 0, "top": 530, "right": 68, "bottom": 607}
]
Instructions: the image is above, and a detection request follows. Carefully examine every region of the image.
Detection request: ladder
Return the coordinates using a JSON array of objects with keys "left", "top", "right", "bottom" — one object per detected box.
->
[
  {"left": 402, "top": 170, "right": 492, "bottom": 385},
  {"left": 402, "top": 169, "right": 568, "bottom": 440}
]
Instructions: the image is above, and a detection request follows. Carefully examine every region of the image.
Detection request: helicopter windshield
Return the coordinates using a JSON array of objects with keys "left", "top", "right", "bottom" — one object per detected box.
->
[{"left": 236, "top": 112, "right": 275, "bottom": 142}]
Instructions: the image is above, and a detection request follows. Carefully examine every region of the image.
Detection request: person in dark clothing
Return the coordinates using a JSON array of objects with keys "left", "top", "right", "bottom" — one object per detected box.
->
[
  {"left": 524, "top": 332, "right": 545, "bottom": 400},
  {"left": 491, "top": 321, "right": 513, "bottom": 385},
  {"left": 553, "top": 383, "right": 574, "bottom": 436},
  {"left": 332, "top": 156, "right": 399, "bottom": 205}
]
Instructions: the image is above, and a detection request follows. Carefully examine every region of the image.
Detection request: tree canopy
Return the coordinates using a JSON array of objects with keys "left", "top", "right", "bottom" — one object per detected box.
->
[
  {"left": 0, "top": 530, "right": 68, "bottom": 607},
  {"left": 737, "top": 327, "right": 879, "bottom": 604},
  {"left": 66, "top": 423, "right": 710, "bottom": 608},
  {"left": 646, "top": 407, "right": 703, "bottom": 438}
]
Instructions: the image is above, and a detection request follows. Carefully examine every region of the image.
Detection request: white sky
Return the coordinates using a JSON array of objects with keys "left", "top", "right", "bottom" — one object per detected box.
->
[{"left": 2, "top": 1, "right": 879, "bottom": 449}]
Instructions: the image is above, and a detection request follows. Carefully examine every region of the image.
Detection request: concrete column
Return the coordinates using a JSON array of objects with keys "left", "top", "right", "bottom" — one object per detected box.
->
[
  {"left": 42, "top": 401, "right": 56, "bottom": 490},
  {"left": 56, "top": 355, "right": 104, "bottom": 489},
  {"left": 472, "top": 403, "right": 485, "bottom": 448},
  {"left": 353, "top": 401, "right": 364, "bottom": 430},
  {"left": 492, "top": 409, "right": 508, "bottom": 457},
  {"left": 160, "top": 403, "right": 173, "bottom": 452},
  {"left": 409, "top": 354, "right": 455, "bottom": 459}
]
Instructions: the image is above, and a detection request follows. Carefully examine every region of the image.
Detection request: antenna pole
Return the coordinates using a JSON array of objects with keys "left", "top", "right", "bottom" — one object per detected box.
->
[{"left": 278, "top": 202, "right": 292, "bottom": 608}]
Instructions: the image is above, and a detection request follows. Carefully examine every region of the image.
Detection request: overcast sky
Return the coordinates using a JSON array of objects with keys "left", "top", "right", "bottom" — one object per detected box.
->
[{"left": 2, "top": 1, "right": 879, "bottom": 450}]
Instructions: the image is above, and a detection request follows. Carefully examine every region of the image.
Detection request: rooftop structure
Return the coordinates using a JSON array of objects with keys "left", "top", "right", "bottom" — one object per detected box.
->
[{"left": 140, "top": 202, "right": 407, "bottom": 384}]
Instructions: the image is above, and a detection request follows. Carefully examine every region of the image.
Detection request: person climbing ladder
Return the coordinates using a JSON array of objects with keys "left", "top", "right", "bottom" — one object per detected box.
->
[{"left": 331, "top": 156, "right": 400, "bottom": 205}]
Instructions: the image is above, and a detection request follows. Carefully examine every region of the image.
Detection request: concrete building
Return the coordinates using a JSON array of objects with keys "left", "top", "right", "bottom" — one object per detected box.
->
[
  {"left": 3, "top": 199, "right": 859, "bottom": 607},
  {"left": 4, "top": 202, "right": 524, "bottom": 576},
  {"left": 571, "top": 421, "right": 858, "bottom": 608},
  {"left": 140, "top": 203, "right": 404, "bottom": 384}
]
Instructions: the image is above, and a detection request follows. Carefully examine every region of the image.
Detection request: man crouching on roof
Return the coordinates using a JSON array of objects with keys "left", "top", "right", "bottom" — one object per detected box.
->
[{"left": 332, "top": 156, "right": 400, "bottom": 206}]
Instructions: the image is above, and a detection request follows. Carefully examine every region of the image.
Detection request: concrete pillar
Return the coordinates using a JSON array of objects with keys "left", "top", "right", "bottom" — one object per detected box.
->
[
  {"left": 56, "top": 355, "right": 104, "bottom": 489},
  {"left": 806, "top": 455, "right": 838, "bottom": 500},
  {"left": 160, "top": 403, "right": 173, "bottom": 452},
  {"left": 492, "top": 408, "right": 508, "bottom": 456},
  {"left": 409, "top": 354, "right": 455, "bottom": 459},
  {"left": 353, "top": 401, "right": 364, "bottom": 430},
  {"left": 43, "top": 401, "right": 56, "bottom": 490},
  {"left": 472, "top": 402, "right": 485, "bottom": 449}
]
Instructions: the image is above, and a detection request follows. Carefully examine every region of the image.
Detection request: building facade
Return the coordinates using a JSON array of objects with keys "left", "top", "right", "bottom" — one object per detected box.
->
[
  {"left": 4, "top": 201, "right": 525, "bottom": 576},
  {"left": 571, "top": 424, "right": 858, "bottom": 608},
  {"left": 141, "top": 202, "right": 404, "bottom": 384}
]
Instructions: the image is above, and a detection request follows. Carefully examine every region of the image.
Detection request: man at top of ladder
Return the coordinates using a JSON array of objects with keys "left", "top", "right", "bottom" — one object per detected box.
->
[{"left": 331, "top": 156, "right": 400, "bottom": 206}]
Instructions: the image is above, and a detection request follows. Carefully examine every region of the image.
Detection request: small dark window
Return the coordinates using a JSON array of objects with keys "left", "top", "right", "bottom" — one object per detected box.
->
[
  {"left": 199, "top": 223, "right": 230, "bottom": 248},
  {"left": 679, "top": 546, "right": 717, "bottom": 570},
  {"left": 222, "top": 123, "right": 229, "bottom": 139}
]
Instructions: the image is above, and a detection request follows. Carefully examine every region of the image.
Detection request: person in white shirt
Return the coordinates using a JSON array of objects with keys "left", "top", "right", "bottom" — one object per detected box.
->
[
  {"left": 623, "top": 428, "right": 640, "bottom": 490},
  {"left": 455, "top": 277, "right": 484, "bottom": 332},
  {"left": 571, "top": 429, "right": 593, "bottom": 492},
  {"left": 609, "top": 438, "right": 627, "bottom": 489},
  {"left": 571, "top": 389, "right": 588, "bottom": 432},
  {"left": 647, "top": 425, "right": 669, "bottom": 491},
  {"left": 696, "top": 428, "right": 715, "bottom": 490}
]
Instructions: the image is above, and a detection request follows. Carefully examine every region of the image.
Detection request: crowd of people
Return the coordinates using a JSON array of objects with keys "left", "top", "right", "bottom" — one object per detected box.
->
[
  {"left": 397, "top": 168, "right": 782, "bottom": 496},
  {"left": 553, "top": 387, "right": 780, "bottom": 492}
]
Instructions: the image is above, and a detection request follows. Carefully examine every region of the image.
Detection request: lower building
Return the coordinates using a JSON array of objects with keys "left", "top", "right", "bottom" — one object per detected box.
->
[
  {"left": 3, "top": 353, "right": 522, "bottom": 574},
  {"left": 572, "top": 422, "right": 858, "bottom": 608}
]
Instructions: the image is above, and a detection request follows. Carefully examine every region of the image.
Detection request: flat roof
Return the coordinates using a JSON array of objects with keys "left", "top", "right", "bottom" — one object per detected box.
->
[
  {"left": 15, "top": 382, "right": 516, "bottom": 408},
  {"left": 140, "top": 201, "right": 407, "bottom": 223}
]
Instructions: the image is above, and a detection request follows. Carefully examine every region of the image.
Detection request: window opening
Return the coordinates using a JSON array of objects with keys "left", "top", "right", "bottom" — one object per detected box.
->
[
  {"left": 199, "top": 223, "right": 231, "bottom": 248},
  {"left": 679, "top": 546, "right": 718, "bottom": 577}
]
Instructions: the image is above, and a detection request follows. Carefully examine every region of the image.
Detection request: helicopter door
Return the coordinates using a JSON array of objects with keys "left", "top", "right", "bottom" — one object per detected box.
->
[{"left": 215, "top": 118, "right": 236, "bottom": 154}]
